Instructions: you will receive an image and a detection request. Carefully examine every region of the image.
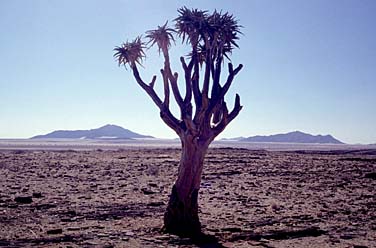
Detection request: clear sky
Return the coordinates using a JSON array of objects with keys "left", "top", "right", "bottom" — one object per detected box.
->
[{"left": 1, "top": 0, "right": 375, "bottom": 144}]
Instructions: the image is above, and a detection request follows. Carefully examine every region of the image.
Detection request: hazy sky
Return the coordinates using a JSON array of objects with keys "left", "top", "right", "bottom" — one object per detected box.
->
[{"left": 1, "top": 0, "right": 375, "bottom": 144}]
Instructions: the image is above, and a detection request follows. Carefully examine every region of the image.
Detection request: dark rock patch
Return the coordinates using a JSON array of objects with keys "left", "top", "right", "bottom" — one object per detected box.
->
[
  {"left": 364, "top": 172, "right": 376, "bottom": 180},
  {"left": 14, "top": 196, "right": 32, "bottom": 204},
  {"left": 32, "top": 192, "right": 42, "bottom": 198},
  {"left": 46, "top": 228, "right": 63, "bottom": 235}
]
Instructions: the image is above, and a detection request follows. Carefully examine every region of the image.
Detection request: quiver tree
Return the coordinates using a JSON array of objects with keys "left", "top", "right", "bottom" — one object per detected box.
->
[{"left": 114, "top": 7, "right": 243, "bottom": 237}]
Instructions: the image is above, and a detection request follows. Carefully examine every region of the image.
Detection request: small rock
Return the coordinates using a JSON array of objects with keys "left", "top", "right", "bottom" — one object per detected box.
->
[
  {"left": 271, "top": 202, "right": 282, "bottom": 211},
  {"left": 155, "top": 235, "right": 170, "bottom": 241},
  {"left": 222, "top": 227, "right": 242, "bottom": 233},
  {"left": 35, "top": 203, "right": 57, "bottom": 210},
  {"left": 67, "top": 227, "right": 81, "bottom": 231},
  {"left": 340, "top": 234, "right": 355, "bottom": 240},
  {"left": 364, "top": 172, "right": 376, "bottom": 180},
  {"left": 32, "top": 192, "right": 43, "bottom": 198},
  {"left": 141, "top": 188, "right": 156, "bottom": 195},
  {"left": 47, "top": 228, "right": 63, "bottom": 235},
  {"left": 61, "top": 217, "right": 76, "bottom": 222},
  {"left": 147, "top": 201, "right": 164, "bottom": 207},
  {"left": 15, "top": 196, "right": 32, "bottom": 204},
  {"left": 66, "top": 210, "right": 77, "bottom": 216}
]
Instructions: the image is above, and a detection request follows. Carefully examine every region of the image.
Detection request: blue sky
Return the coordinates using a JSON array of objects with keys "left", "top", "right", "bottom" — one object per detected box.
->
[{"left": 0, "top": 0, "right": 375, "bottom": 144}]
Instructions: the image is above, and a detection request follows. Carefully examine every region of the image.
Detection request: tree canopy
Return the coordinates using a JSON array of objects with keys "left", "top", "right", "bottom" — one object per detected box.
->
[{"left": 114, "top": 7, "right": 243, "bottom": 144}]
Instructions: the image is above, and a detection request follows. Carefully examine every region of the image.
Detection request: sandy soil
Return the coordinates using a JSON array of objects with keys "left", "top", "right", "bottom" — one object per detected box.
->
[{"left": 0, "top": 148, "right": 375, "bottom": 247}]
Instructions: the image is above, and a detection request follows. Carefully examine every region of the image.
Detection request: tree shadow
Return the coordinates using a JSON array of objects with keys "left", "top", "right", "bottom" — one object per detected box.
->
[
  {"left": 228, "top": 226, "right": 327, "bottom": 242},
  {"left": 191, "top": 232, "right": 226, "bottom": 248},
  {"left": 168, "top": 226, "right": 327, "bottom": 247},
  {"left": 165, "top": 231, "right": 226, "bottom": 248}
]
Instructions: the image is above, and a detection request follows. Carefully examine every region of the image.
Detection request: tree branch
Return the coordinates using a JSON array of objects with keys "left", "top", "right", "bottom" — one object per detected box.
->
[
  {"left": 191, "top": 50, "right": 202, "bottom": 112},
  {"left": 131, "top": 64, "right": 182, "bottom": 133},
  {"left": 132, "top": 65, "right": 162, "bottom": 107},
  {"left": 149, "top": 75, "right": 156, "bottom": 88},
  {"left": 208, "top": 63, "right": 243, "bottom": 114},
  {"left": 168, "top": 72, "right": 184, "bottom": 109},
  {"left": 161, "top": 49, "right": 184, "bottom": 114},
  {"left": 160, "top": 69, "right": 170, "bottom": 107},
  {"left": 181, "top": 57, "right": 193, "bottom": 104},
  {"left": 210, "top": 56, "right": 224, "bottom": 124},
  {"left": 211, "top": 55, "right": 223, "bottom": 98},
  {"left": 221, "top": 63, "right": 243, "bottom": 98},
  {"left": 202, "top": 38, "right": 212, "bottom": 98},
  {"left": 211, "top": 94, "right": 242, "bottom": 138}
]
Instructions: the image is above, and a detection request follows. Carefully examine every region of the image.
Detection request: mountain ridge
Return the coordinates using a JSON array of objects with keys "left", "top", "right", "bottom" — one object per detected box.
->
[
  {"left": 240, "top": 131, "right": 344, "bottom": 144},
  {"left": 31, "top": 124, "right": 153, "bottom": 140},
  {"left": 31, "top": 127, "right": 344, "bottom": 144}
]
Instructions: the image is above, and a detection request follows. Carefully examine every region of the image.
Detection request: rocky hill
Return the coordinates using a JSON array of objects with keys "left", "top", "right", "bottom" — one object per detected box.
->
[
  {"left": 241, "top": 131, "right": 343, "bottom": 144},
  {"left": 31, "top": 124, "right": 153, "bottom": 140}
]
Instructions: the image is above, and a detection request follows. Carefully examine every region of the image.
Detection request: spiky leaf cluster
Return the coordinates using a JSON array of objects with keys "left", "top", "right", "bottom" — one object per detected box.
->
[
  {"left": 175, "top": 7, "right": 242, "bottom": 62},
  {"left": 114, "top": 7, "right": 241, "bottom": 68},
  {"left": 208, "top": 10, "right": 242, "bottom": 60},
  {"left": 146, "top": 22, "right": 175, "bottom": 55},
  {"left": 114, "top": 36, "right": 145, "bottom": 68},
  {"left": 175, "top": 7, "right": 209, "bottom": 46}
]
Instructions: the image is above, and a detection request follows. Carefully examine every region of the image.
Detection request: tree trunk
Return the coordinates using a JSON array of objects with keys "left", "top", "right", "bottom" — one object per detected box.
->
[{"left": 163, "top": 135, "right": 208, "bottom": 237}]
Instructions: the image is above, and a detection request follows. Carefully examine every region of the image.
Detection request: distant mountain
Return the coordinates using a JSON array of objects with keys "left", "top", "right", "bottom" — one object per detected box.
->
[
  {"left": 240, "top": 131, "right": 344, "bottom": 144},
  {"left": 31, "top": 124, "right": 153, "bottom": 140}
]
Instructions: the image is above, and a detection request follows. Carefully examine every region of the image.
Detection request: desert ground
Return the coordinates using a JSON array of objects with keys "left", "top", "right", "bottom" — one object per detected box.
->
[{"left": 0, "top": 144, "right": 375, "bottom": 247}]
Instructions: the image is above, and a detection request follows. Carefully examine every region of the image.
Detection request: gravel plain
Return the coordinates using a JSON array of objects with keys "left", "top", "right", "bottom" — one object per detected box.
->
[{"left": 0, "top": 146, "right": 375, "bottom": 247}]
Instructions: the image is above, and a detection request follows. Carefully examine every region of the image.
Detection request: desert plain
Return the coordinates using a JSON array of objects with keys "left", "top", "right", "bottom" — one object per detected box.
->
[{"left": 0, "top": 141, "right": 375, "bottom": 247}]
